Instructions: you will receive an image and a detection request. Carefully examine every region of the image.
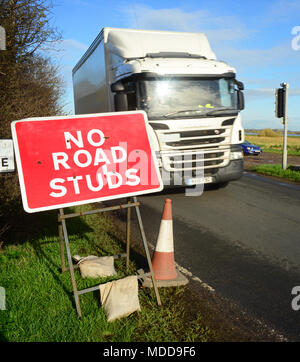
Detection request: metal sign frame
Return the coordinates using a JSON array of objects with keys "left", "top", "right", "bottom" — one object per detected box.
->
[
  {"left": 11, "top": 111, "right": 163, "bottom": 317},
  {"left": 58, "top": 196, "right": 161, "bottom": 318}
]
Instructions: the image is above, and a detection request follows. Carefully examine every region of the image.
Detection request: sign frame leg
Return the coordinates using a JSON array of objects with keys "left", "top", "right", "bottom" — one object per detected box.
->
[
  {"left": 59, "top": 208, "right": 82, "bottom": 318},
  {"left": 57, "top": 199, "right": 161, "bottom": 318},
  {"left": 126, "top": 197, "right": 131, "bottom": 269},
  {"left": 133, "top": 196, "right": 161, "bottom": 306},
  {"left": 58, "top": 223, "right": 66, "bottom": 273}
]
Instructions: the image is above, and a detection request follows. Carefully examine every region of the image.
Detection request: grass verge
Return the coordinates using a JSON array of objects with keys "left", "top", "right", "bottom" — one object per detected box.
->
[
  {"left": 246, "top": 135, "right": 300, "bottom": 156},
  {"left": 0, "top": 204, "right": 211, "bottom": 342},
  {"left": 250, "top": 164, "right": 300, "bottom": 183}
]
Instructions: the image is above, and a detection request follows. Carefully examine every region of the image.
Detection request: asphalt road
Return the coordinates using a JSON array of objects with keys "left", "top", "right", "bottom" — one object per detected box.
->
[{"left": 136, "top": 173, "right": 300, "bottom": 340}]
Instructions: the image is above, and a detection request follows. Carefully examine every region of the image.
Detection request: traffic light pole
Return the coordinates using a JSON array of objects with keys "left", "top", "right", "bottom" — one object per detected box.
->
[{"left": 281, "top": 83, "right": 289, "bottom": 171}]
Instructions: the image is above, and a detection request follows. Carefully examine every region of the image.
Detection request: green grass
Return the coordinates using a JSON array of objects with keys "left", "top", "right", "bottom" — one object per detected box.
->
[
  {"left": 0, "top": 204, "right": 210, "bottom": 342},
  {"left": 250, "top": 164, "right": 300, "bottom": 183}
]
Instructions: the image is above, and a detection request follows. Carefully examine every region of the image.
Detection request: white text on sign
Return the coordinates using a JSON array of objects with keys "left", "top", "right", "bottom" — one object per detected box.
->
[{"left": 49, "top": 129, "right": 140, "bottom": 197}]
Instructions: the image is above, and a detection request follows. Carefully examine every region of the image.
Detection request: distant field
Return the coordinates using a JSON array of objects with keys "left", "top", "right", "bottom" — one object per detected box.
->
[{"left": 246, "top": 135, "right": 300, "bottom": 156}]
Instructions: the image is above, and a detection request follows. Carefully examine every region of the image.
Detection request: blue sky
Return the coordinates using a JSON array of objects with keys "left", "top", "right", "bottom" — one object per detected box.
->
[{"left": 50, "top": 0, "right": 300, "bottom": 130}]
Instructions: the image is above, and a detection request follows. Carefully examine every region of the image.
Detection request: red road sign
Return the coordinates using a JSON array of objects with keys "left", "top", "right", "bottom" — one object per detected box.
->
[{"left": 12, "top": 111, "right": 163, "bottom": 213}]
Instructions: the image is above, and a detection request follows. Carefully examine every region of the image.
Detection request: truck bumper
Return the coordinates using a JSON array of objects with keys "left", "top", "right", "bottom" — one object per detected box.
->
[
  {"left": 212, "top": 158, "right": 244, "bottom": 184},
  {"left": 161, "top": 158, "right": 244, "bottom": 188}
]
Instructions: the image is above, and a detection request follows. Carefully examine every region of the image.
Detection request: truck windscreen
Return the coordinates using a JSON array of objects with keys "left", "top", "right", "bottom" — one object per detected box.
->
[{"left": 138, "top": 78, "right": 238, "bottom": 120}]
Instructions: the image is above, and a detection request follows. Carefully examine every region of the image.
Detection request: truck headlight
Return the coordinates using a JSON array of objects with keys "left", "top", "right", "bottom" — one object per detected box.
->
[{"left": 230, "top": 151, "right": 243, "bottom": 160}]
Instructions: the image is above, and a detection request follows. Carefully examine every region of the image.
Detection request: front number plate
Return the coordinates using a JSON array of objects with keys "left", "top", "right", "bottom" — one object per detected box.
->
[{"left": 186, "top": 176, "right": 213, "bottom": 186}]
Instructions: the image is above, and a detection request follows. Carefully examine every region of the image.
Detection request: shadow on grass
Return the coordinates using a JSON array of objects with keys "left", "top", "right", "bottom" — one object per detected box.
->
[
  {"left": 3, "top": 207, "right": 93, "bottom": 247},
  {"left": 31, "top": 236, "right": 77, "bottom": 308},
  {"left": 2, "top": 200, "right": 153, "bottom": 314},
  {"left": 2, "top": 206, "right": 95, "bottom": 311}
]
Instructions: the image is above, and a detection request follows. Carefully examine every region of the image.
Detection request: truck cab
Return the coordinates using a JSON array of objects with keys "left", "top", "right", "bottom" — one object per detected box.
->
[{"left": 73, "top": 28, "right": 245, "bottom": 188}]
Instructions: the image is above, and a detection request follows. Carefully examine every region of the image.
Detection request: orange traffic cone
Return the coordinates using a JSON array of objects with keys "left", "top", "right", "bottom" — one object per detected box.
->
[{"left": 151, "top": 198, "right": 177, "bottom": 280}]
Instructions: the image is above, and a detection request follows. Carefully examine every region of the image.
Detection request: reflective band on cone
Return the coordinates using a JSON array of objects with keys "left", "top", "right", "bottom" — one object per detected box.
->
[{"left": 152, "top": 199, "right": 177, "bottom": 280}]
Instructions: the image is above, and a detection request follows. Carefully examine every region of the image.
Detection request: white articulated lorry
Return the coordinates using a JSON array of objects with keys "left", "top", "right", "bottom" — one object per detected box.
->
[{"left": 72, "top": 28, "right": 245, "bottom": 188}]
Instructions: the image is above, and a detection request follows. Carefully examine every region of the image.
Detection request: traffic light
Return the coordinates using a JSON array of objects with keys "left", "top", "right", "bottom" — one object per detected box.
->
[{"left": 275, "top": 87, "right": 285, "bottom": 118}]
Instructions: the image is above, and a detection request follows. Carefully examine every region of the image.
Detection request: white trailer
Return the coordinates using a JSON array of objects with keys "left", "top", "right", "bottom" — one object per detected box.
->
[{"left": 73, "top": 28, "right": 245, "bottom": 188}]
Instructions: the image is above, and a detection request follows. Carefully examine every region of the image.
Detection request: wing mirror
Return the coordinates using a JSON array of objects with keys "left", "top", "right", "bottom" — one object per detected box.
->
[
  {"left": 237, "top": 90, "right": 245, "bottom": 110},
  {"left": 235, "top": 80, "right": 244, "bottom": 90}
]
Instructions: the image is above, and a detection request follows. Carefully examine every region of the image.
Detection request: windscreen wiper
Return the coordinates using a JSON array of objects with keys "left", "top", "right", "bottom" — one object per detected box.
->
[
  {"left": 163, "top": 107, "right": 238, "bottom": 118},
  {"left": 163, "top": 109, "right": 207, "bottom": 118}
]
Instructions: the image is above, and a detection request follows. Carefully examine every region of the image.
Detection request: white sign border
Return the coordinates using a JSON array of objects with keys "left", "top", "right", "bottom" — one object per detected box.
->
[{"left": 11, "top": 111, "right": 163, "bottom": 213}]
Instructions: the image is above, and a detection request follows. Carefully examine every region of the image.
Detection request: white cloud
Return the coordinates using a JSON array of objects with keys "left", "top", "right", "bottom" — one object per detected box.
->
[
  {"left": 43, "top": 39, "right": 88, "bottom": 114},
  {"left": 49, "top": 39, "right": 88, "bottom": 63},
  {"left": 216, "top": 41, "right": 300, "bottom": 69},
  {"left": 48, "top": 38, "right": 88, "bottom": 82},
  {"left": 263, "top": 0, "right": 300, "bottom": 24},
  {"left": 121, "top": 4, "right": 300, "bottom": 71},
  {"left": 123, "top": 5, "right": 252, "bottom": 42},
  {"left": 245, "top": 88, "right": 300, "bottom": 99},
  {"left": 62, "top": 39, "right": 88, "bottom": 52}
]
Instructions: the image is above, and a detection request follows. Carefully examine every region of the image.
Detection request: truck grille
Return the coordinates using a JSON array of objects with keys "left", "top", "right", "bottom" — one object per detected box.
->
[
  {"left": 161, "top": 148, "right": 230, "bottom": 172},
  {"left": 168, "top": 129, "right": 226, "bottom": 137},
  {"left": 157, "top": 126, "right": 232, "bottom": 172},
  {"left": 158, "top": 127, "right": 230, "bottom": 150},
  {"left": 166, "top": 137, "right": 225, "bottom": 147}
]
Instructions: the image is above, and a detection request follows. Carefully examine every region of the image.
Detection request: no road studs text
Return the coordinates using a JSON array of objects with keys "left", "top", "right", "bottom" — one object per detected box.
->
[{"left": 103, "top": 346, "right": 196, "bottom": 359}]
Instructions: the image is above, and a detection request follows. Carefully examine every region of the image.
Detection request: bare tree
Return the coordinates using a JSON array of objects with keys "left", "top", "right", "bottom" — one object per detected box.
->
[{"left": 0, "top": 0, "right": 64, "bottom": 234}]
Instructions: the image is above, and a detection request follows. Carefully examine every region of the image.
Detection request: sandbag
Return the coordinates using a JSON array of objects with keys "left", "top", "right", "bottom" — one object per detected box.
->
[
  {"left": 74, "top": 255, "right": 117, "bottom": 278},
  {"left": 99, "top": 275, "right": 141, "bottom": 322}
]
